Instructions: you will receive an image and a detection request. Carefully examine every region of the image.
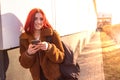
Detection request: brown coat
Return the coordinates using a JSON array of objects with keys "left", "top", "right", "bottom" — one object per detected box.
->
[{"left": 19, "top": 28, "right": 65, "bottom": 80}]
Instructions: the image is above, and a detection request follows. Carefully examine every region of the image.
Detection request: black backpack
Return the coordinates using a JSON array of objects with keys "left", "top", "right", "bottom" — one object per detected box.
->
[{"left": 46, "top": 36, "right": 80, "bottom": 80}]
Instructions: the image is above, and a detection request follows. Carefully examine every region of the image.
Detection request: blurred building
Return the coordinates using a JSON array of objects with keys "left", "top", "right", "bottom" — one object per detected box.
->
[{"left": 96, "top": 13, "right": 112, "bottom": 31}]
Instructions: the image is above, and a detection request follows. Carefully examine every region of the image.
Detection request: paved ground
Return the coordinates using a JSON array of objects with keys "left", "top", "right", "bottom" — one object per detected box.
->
[
  {"left": 78, "top": 31, "right": 120, "bottom": 80},
  {"left": 78, "top": 32, "right": 105, "bottom": 80}
]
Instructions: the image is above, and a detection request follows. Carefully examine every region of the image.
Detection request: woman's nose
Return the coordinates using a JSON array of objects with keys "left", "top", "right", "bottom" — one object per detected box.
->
[{"left": 37, "top": 19, "right": 41, "bottom": 23}]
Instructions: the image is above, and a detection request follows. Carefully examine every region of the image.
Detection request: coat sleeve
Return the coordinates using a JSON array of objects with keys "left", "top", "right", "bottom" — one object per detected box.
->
[
  {"left": 19, "top": 38, "right": 36, "bottom": 68},
  {"left": 45, "top": 30, "right": 65, "bottom": 63}
]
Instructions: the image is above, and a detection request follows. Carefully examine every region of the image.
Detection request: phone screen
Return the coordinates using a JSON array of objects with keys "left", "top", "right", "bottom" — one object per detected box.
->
[{"left": 31, "top": 40, "right": 40, "bottom": 45}]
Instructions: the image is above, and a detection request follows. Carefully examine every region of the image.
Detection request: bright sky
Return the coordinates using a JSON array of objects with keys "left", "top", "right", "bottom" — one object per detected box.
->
[{"left": 96, "top": 0, "right": 120, "bottom": 24}]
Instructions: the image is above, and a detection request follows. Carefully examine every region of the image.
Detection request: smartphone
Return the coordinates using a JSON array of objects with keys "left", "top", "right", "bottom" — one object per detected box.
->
[{"left": 31, "top": 40, "right": 40, "bottom": 45}]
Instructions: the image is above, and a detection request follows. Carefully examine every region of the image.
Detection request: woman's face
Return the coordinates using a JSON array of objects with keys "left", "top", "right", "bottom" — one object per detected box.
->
[{"left": 34, "top": 12, "right": 43, "bottom": 30}]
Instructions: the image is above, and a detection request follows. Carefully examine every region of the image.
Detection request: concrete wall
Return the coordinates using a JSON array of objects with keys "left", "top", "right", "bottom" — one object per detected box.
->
[{"left": 1, "top": 0, "right": 97, "bottom": 50}]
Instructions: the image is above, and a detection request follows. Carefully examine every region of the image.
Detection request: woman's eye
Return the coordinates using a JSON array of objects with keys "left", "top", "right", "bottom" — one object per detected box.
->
[
  {"left": 40, "top": 17, "right": 43, "bottom": 21},
  {"left": 34, "top": 17, "right": 37, "bottom": 20}
]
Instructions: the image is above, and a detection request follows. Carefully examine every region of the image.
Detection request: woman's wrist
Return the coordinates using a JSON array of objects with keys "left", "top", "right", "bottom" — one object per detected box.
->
[{"left": 26, "top": 50, "right": 33, "bottom": 56}]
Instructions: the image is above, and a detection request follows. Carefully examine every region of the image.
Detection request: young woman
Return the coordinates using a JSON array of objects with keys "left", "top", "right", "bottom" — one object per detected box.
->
[{"left": 19, "top": 8, "right": 65, "bottom": 80}]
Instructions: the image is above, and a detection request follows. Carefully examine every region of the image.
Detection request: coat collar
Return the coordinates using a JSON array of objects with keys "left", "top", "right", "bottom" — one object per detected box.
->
[
  {"left": 40, "top": 28, "right": 53, "bottom": 37},
  {"left": 20, "top": 28, "right": 53, "bottom": 43}
]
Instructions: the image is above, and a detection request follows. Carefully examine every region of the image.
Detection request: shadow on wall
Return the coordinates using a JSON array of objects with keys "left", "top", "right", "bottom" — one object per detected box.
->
[{"left": 1, "top": 13, "right": 23, "bottom": 49}]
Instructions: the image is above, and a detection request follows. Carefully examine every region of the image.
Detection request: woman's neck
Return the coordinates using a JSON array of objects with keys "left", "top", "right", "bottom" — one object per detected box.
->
[
  {"left": 34, "top": 30, "right": 40, "bottom": 34},
  {"left": 34, "top": 30, "right": 40, "bottom": 40}
]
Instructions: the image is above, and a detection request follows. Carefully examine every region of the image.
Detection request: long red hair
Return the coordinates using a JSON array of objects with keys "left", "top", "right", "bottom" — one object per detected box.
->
[{"left": 24, "top": 8, "right": 52, "bottom": 34}]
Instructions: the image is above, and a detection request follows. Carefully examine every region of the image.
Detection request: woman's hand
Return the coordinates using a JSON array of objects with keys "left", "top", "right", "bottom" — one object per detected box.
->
[
  {"left": 27, "top": 41, "right": 48, "bottom": 55},
  {"left": 38, "top": 41, "right": 48, "bottom": 50},
  {"left": 27, "top": 43, "right": 41, "bottom": 55}
]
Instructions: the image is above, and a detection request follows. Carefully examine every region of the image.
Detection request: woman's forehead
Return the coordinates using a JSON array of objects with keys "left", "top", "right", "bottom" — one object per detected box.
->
[{"left": 35, "top": 12, "right": 43, "bottom": 17}]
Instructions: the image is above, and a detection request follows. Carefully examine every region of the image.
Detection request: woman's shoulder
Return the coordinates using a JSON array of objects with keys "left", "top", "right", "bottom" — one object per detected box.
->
[
  {"left": 53, "top": 30, "right": 60, "bottom": 36},
  {"left": 19, "top": 32, "right": 29, "bottom": 39},
  {"left": 41, "top": 28, "right": 54, "bottom": 36}
]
